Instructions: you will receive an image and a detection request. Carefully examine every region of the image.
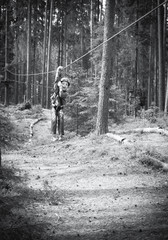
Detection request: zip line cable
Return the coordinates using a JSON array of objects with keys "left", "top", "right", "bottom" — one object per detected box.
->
[
  {"left": 1, "top": 78, "right": 54, "bottom": 89},
  {"left": 6, "top": 0, "right": 168, "bottom": 78},
  {"left": 65, "top": 0, "right": 168, "bottom": 69}
]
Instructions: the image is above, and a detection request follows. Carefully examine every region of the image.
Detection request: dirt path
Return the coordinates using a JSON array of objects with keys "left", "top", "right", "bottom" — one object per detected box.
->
[{"left": 1, "top": 109, "right": 168, "bottom": 240}]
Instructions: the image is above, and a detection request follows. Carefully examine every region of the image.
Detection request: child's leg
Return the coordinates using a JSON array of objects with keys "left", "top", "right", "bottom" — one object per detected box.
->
[
  {"left": 51, "top": 106, "right": 57, "bottom": 135},
  {"left": 56, "top": 96, "right": 62, "bottom": 111}
]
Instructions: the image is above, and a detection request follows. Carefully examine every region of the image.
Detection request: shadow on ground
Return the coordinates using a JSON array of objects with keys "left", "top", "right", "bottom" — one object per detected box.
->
[
  {"left": 0, "top": 165, "right": 168, "bottom": 240},
  {"left": 0, "top": 166, "right": 62, "bottom": 240}
]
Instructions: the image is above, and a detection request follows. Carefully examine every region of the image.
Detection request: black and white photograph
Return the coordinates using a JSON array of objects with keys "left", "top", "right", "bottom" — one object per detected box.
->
[{"left": 0, "top": 0, "right": 168, "bottom": 239}]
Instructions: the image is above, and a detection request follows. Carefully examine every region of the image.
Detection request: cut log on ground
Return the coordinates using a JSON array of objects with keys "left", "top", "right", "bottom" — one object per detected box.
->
[
  {"left": 110, "top": 127, "right": 168, "bottom": 136},
  {"left": 29, "top": 118, "right": 46, "bottom": 138},
  {"left": 106, "top": 133, "right": 128, "bottom": 144},
  {"left": 140, "top": 155, "right": 168, "bottom": 172},
  {"left": 107, "top": 127, "right": 168, "bottom": 144}
]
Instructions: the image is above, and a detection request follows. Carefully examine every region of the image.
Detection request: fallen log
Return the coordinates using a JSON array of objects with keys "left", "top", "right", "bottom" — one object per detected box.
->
[
  {"left": 29, "top": 117, "right": 46, "bottom": 138},
  {"left": 106, "top": 133, "right": 129, "bottom": 144},
  {"left": 111, "top": 127, "right": 168, "bottom": 136},
  {"left": 107, "top": 127, "right": 168, "bottom": 144},
  {"left": 140, "top": 155, "right": 168, "bottom": 172}
]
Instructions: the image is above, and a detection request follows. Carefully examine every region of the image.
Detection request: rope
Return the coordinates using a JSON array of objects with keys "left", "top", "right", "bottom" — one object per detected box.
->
[
  {"left": 6, "top": 0, "right": 168, "bottom": 77},
  {"left": 0, "top": 78, "right": 54, "bottom": 89},
  {"left": 6, "top": 68, "right": 51, "bottom": 77}
]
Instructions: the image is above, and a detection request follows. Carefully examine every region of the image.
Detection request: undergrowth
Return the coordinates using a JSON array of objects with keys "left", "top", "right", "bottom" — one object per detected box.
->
[
  {"left": 0, "top": 104, "right": 43, "bottom": 149},
  {"left": 14, "top": 104, "right": 43, "bottom": 119},
  {"left": 0, "top": 107, "right": 14, "bottom": 148}
]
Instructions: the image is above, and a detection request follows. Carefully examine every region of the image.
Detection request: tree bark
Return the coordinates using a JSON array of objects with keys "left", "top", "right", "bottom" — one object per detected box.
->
[
  {"left": 148, "top": 11, "right": 154, "bottom": 108},
  {"left": 41, "top": 0, "right": 48, "bottom": 108},
  {"left": 32, "top": 0, "right": 38, "bottom": 105},
  {"left": 14, "top": 43, "right": 19, "bottom": 104},
  {"left": 90, "top": 0, "right": 93, "bottom": 76},
  {"left": 0, "top": 148, "right": 1, "bottom": 168},
  {"left": 80, "top": 0, "right": 88, "bottom": 69},
  {"left": 61, "top": 9, "right": 64, "bottom": 66},
  {"left": 26, "top": 0, "right": 31, "bottom": 102},
  {"left": 164, "top": 75, "right": 168, "bottom": 115},
  {"left": 14, "top": 0, "right": 19, "bottom": 105},
  {"left": 134, "top": 0, "right": 139, "bottom": 116},
  {"left": 96, "top": 0, "right": 115, "bottom": 135},
  {"left": 158, "top": 0, "right": 165, "bottom": 111},
  {"left": 63, "top": 1, "right": 67, "bottom": 70},
  {"left": 4, "top": 2, "right": 9, "bottom": 106},
  {"left": 46, "top": 0, "right": 53, "bottom": 109},
  {"left": 164, "top": 2, "right": 168, "bottom": 115}
]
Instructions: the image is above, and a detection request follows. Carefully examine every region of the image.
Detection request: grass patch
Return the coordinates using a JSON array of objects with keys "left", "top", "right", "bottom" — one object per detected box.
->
[{"left": 14, "top": 104, "right": 43, "bottom": 119}]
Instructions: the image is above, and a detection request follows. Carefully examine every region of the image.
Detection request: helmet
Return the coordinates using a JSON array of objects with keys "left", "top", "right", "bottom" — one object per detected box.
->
[{"left": 60, "top": 77, "right": 70, "bottom": 87}]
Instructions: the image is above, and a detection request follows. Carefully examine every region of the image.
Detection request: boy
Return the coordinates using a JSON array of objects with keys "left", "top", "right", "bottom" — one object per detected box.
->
[{"left": 51, "top": 67, "right": 70, "bottom": 141}]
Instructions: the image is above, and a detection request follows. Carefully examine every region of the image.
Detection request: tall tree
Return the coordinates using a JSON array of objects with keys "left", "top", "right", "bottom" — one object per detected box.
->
[
  {"left": 148, "top": 2, "right": 153, "bottom": 109},
  {"left": 26, "top": 0, "right": 31, "bottom": 101},
  {"left": 134, "top": 0, "right": 139, "bottom": 116},
  {"left": 4, "top": 1, "right": 9, "bottom": 106},
  {"left": 158, "top": 0, "right": 165, "bottom": 111},
  {"left": 164, "top": 2, "right": 168, "bottom": 114},
  {"left": 14, "top": 32, "right": 19, "bottom": 104},
  {"left": 96, "top": 0, "right": 115, "bottom": 134},
  {"left": 90, "top": 0, "right": 93, "bottom": 76},
  {"left": 41, "top": 0, "right": 48, "bottom": 108},
  {"left": 46, "top": 0, "right": 53, "bottom": 109},
  {"left": 32, "top": 0, "right": 38, "bottom": 105}
]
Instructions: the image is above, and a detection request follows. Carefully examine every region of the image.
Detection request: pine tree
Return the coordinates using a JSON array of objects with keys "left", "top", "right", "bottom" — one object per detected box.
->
[{"left": 96, "top": 0, "right": 116, "bottom": 134}]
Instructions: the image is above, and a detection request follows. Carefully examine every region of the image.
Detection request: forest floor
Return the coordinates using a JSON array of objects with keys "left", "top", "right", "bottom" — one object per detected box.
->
[{"left": 0, "top": 105, "right": 168, "bottom": 240}]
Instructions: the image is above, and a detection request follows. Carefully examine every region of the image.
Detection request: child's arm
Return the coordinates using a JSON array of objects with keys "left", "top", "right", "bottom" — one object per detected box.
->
[{"left": 55, "top": 66, "right": 63, "bottom": 84}]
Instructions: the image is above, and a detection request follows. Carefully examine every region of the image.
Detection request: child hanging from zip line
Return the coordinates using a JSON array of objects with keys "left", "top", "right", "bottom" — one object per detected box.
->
[
  {"left": 51, "top": 66, "right": 70, "bottom": 111},
  {"left": 51, "top": 66, "right": 70, "bottom": 141}
]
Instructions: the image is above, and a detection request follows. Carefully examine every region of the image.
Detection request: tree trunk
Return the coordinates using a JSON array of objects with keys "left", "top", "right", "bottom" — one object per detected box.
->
[
  {"left": 46, "top": 0, "right": 53, "bottom": 109},
  {"left": 165, "top": 72, "right": 168, "bottom": 115},
  {"left": 96, "top": 0, "right": 115, "bottom": 135},
  {"left": 4, "top": 2, "right": 9, "bottom": 106},
  {"left": 134, "top": 0, "right": 139, "bottom": 116},
  {"left": 90, "top": 0, "right": 93, "bottom": 76},
  {"left": 148, "top": 9, "right": 155, "bottom": 108},
  {"left": 14, "top": 44, "right": 18, "bottom": 104},
  {"left": 154, "top": 19, "right": 158, "bottom": 106},
  {"left": 32, "top": 0, "right": 38, "bottom": 105},
  {"left": 41, "top": 0, "right": 48, "bottom": 108},
  {"left": 80, "top": 22, "right": 84, "bottom": 68},
  {"left": 58, "top": 26, "right": 61, "bottom": 66},
  {"left": 164, "top": 3, "right": 168, "bottom": 115},
  {"left": 26, "top": 0, "right": 31, "bottom": 102},
  {"left": 61, "top": 10, "right": 64, "bottom": 65},
  {"left": 99, "top": 0, "right": 103, "bottom": 22},
  {"left": 14, "top": 0, "right": 19, "bottom": 104},
  {"left": 63, "top": 1, "right": 67, "bottom": 69},
  {"left": 158, "top": 0, "right": 165, "bottom": 111},
  {"left": 80, "top": 0, "right": 88, "bottom": 69},
  {"left": 96, "top": 0, "right": 100, "bottom": 22},
  {"left": 0, "top": 148, "right": 1, "bottom": 168}
]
